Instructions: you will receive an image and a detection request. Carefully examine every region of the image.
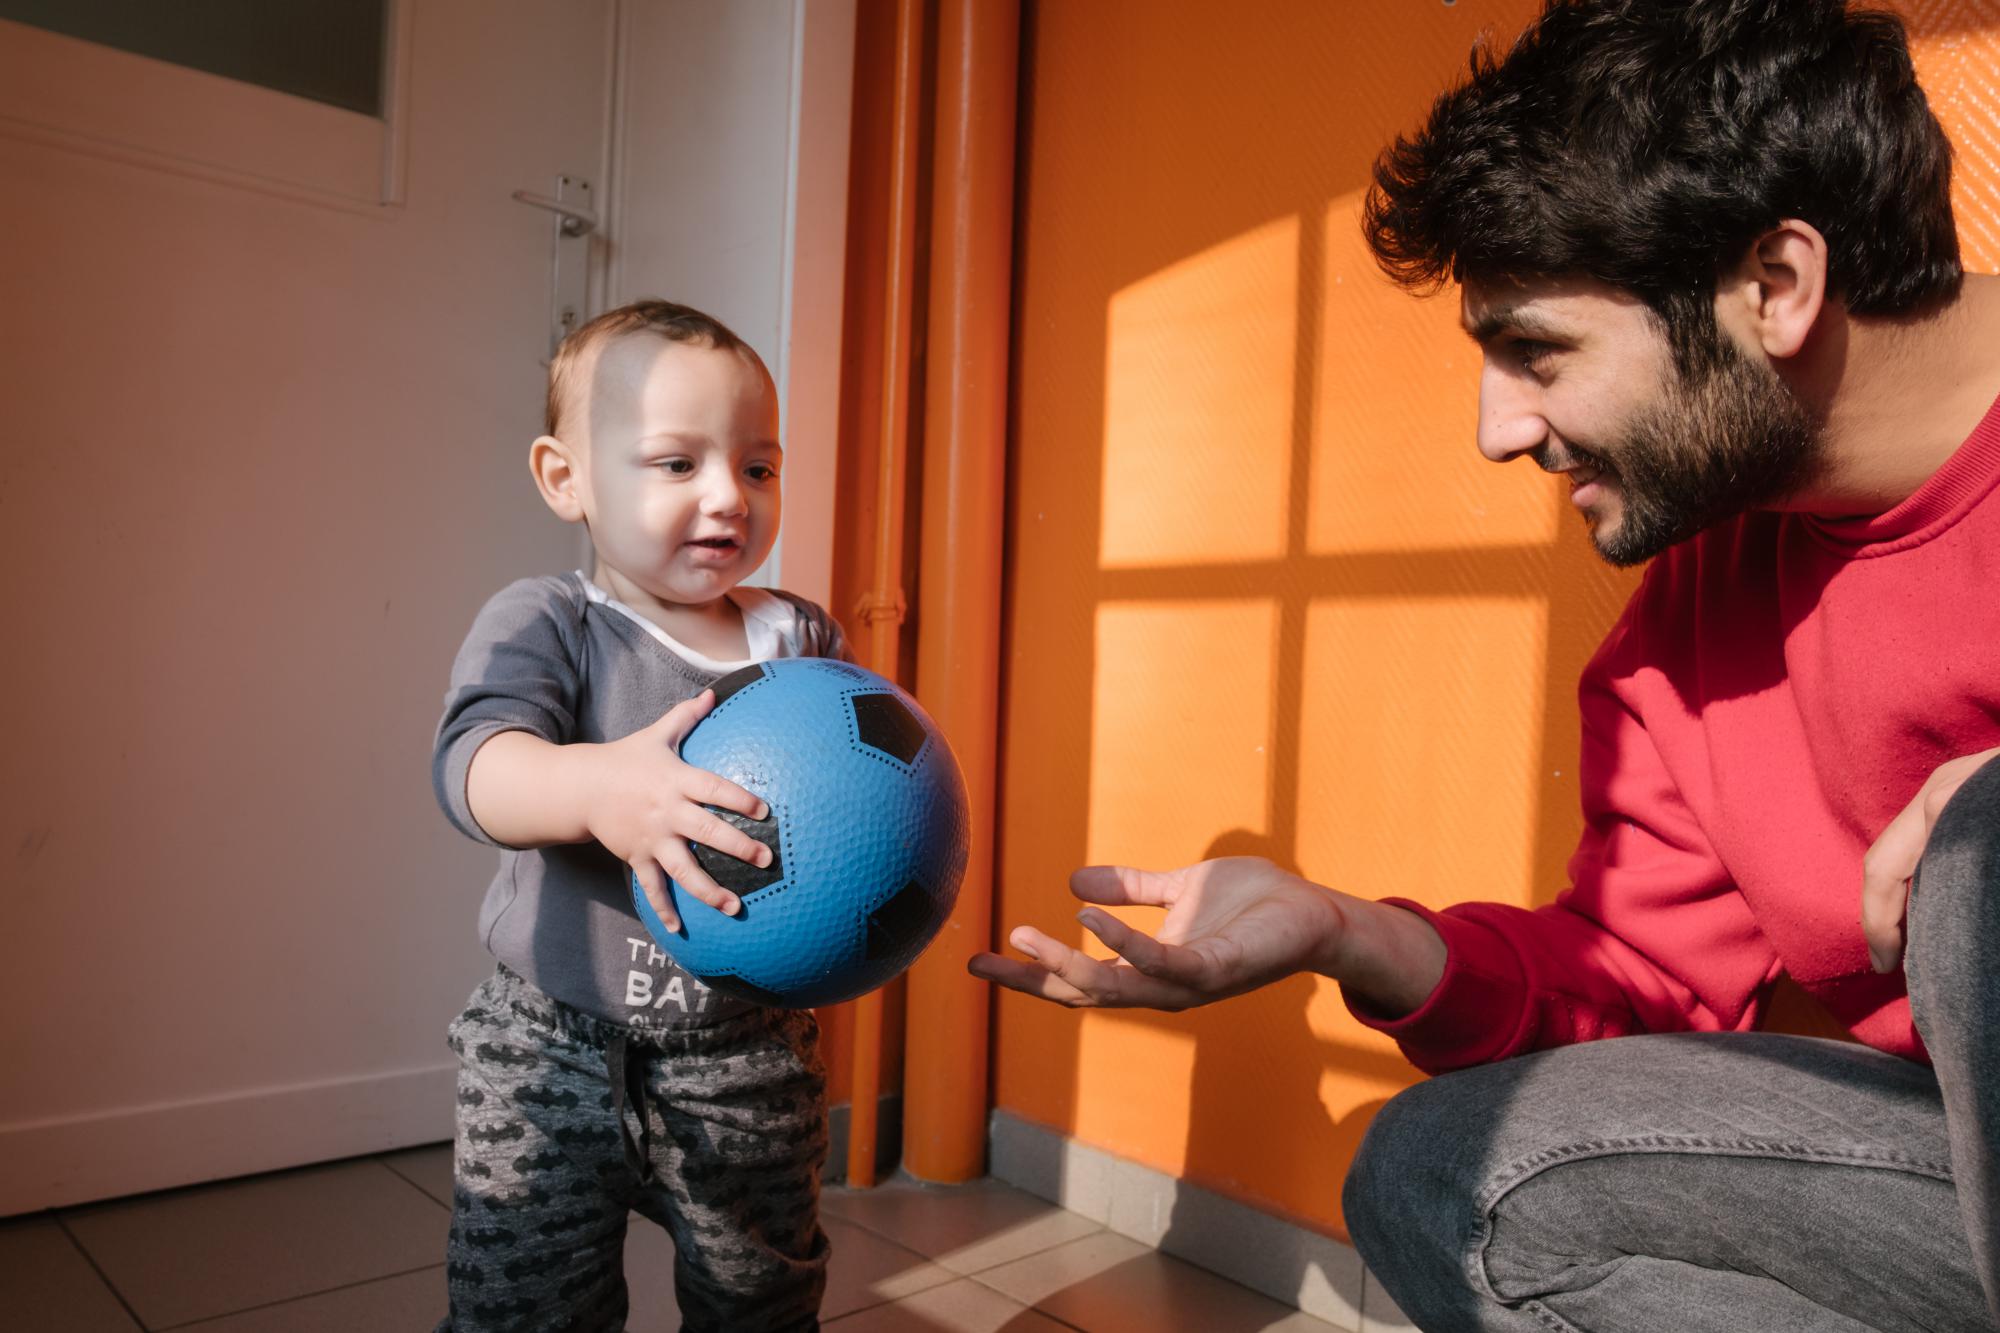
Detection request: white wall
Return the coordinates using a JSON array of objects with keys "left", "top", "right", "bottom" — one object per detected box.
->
[
  {"left": 605, "top": 0, "right": 854, "bottom": 611},
  {"left": 0, "top": 0, "right": 850, "bottom": 1214},
  {"left": 0, "top": 0, "right": 618, "bottom": 1212}
]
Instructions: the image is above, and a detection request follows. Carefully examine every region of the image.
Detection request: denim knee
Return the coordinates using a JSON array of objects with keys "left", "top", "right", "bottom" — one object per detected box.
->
[
  {"left": 1344, "top": 1078, "right": 1430, "bottom": 1249},
  {"left": 1914, "top": 752, "right": 2000, "bottom": 904},
  {"left": 1906, "top": 751, "right": 2000, "bottom": 1046},
  {"left": 1908, "top": 752, "right": 2000, "bottom": 968},
  {"left": 1344, "top": 1074, "right": 1488, "bottom": 1310}
]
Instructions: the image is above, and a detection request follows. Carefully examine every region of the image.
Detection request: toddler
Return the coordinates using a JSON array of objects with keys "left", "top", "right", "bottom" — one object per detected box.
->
[{"left": 431, "top": 300, "right": 844, "bottom": 1332}]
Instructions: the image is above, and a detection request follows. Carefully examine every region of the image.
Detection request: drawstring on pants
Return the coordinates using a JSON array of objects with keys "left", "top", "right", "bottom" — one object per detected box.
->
[{"left": 605, "top": 1032, "right": 655, "bottom": 1184}]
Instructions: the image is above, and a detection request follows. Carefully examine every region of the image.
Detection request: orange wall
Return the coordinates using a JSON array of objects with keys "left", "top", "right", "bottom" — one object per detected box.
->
[{"left": 994, "top": 0, "right": 2000, "bottom": 1239}]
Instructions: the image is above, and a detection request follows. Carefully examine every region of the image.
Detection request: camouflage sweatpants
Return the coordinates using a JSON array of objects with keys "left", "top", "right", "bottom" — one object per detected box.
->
[{"left": 437, "top": 966, "right": 829, "bottom": 1333}]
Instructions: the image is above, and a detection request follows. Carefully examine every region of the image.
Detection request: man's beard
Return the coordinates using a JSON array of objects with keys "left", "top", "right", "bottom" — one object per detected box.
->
[{"left": 1549, "top": 338, "right": 1824, "bottom": 567}]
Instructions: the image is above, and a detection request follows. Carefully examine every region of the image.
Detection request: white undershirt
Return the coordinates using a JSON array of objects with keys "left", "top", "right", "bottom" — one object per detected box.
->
[{"left": 579, "top": 573, "right": 807, "bottom": 673}]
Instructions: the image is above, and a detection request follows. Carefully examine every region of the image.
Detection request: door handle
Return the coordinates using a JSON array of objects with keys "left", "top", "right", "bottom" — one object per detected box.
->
[
  {"left": 511, "top": 189, "right": 599, "bottom": 237},
  {"left": 514, "top": 175, "right": 596, "bottom": 358}
]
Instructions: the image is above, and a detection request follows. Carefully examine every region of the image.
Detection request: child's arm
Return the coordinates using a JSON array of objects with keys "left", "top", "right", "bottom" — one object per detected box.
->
[
  {"left": 464, "top": 689, "right": 773, "bottom": 932},
  {"left": 435, "top": 577, "right": 770, "bottom": 932},
  {"left": 772, "top": 589, "right": 857, "bottom": 664}
]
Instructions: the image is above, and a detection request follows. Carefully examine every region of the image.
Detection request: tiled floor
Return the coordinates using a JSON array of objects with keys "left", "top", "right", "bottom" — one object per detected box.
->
[{"left": 1, "top": 1145, "right": 1347, "bottom": 1331}]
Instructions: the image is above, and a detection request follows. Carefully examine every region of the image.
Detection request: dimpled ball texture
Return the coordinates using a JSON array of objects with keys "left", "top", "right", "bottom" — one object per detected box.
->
[{"left": 630, "top": 657, "right": 971, "bottom": 1008}]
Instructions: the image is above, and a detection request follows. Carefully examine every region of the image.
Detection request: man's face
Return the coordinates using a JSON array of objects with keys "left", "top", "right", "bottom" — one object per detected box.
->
[{"left": 1462, "top": 274, "right": 1822, "bottom": 566}]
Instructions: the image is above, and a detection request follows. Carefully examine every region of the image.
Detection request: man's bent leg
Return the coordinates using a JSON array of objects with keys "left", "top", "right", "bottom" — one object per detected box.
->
[
  {"left": 1345, "top": 1033, "right": 1986, "bottom": 1332},
  {"left": 1906, "top": 750, "right": 2000, "bottom": 1320}
]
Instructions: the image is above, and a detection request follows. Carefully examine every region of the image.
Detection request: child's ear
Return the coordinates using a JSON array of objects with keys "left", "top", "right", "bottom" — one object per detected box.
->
[{"left": 530, "top": 435, "right": 587, "bottom": 523}]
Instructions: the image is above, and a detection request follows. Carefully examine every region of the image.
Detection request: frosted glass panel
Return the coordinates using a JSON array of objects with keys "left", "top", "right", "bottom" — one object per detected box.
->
[{"left": 0, "top": 0, "right": 387, "bottom": 116}]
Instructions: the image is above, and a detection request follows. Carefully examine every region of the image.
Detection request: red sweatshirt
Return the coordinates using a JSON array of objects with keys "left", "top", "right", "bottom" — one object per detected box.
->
[{"left": 1356, "top": 391, "right": 2000, "bottom": 1074}]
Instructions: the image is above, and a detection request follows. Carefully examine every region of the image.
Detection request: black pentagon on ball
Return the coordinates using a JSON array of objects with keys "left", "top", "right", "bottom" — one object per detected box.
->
[
  {"left": 690, "top": 805, "right": 783, "bottom": 895},
  {"left": 850, "top": 691, "right": 927, "bottom": 765},
  {"left": 709, "top": 663, "right": 769, "bottom": 706},
  {"left": 866, "top": 880, "right": 946, "bottom": 961},
  {"left": 699, "top": 974, "right": 793, "bottom": 1007}
]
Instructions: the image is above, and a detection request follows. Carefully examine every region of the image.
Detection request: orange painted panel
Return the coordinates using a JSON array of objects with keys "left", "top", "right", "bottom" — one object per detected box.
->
[
  {"left": 1310, "top": 192, "right": 1559, "bottom": 552},
  {"left": 1086, "top": 601, "right": 1278, "bottom": 868},
  {"left": 992, "top": 0, "right": 2000, "bottom": 1244},
  {"left": 998, "top": 0, "right": 1560, "bottom": 1241},
  {"left": 1074, "top": 1013, "right": 1197, "bottom": 1168},
  {"left": 1294, "top": 598, "right": 1549, "bottom": 908},
  {"left": 1101, "top": 218, "right": 1299, "bottom": 567},
  {"left": 1909, "top": 3, "right": 2000, "bottom": 271}
]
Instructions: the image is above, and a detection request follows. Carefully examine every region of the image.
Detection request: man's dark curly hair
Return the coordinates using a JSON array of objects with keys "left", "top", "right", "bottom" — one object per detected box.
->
[{"left": 1364, "top": 0, "right": 1963, "bottom": 370}]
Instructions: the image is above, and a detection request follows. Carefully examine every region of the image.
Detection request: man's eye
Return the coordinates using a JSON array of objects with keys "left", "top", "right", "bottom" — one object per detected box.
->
[{"left": 1514, "top": 340, "right": 1558, "bottom": 373}]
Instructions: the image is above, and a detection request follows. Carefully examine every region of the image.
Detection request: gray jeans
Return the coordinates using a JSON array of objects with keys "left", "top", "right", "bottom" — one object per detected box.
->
[{"left": 1345, "top": 754, "right": 2000, "bottom": 1332}]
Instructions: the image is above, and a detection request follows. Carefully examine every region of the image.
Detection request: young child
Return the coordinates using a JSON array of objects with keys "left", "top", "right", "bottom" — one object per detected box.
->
[{"left": 431, "top": 300, "right": 845, "bottom": 1332}]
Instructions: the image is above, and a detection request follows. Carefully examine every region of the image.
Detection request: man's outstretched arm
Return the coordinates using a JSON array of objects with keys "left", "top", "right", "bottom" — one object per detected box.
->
[{"left": 966, "top": 856, "right": 1447, "bottom": 1018}]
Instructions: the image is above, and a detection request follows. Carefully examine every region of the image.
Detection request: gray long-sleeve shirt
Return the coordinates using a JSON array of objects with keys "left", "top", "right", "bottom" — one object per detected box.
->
[{"left": 433, "top": 572, "right": 850, "bottom": 1027}]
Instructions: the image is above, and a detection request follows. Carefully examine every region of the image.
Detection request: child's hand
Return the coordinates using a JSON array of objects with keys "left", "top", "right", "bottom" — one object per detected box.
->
[{"left": 583, "top": 689, "right": 772, "bottom": 932}]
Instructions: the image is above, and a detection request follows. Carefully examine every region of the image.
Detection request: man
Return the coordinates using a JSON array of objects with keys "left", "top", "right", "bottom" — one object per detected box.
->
[{"left": 968, "top": 2, "right": 2000, "bottom": 1327}]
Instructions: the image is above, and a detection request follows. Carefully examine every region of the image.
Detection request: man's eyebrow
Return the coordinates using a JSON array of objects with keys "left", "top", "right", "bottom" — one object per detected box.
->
[{"left": 1463, "top": 306, "right": 1569, "bottom": 345}]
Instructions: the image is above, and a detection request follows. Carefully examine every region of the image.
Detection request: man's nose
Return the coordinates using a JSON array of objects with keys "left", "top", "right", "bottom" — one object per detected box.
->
[{"left": 1475, "top": 359, "right": 1548, "bottom": 464}]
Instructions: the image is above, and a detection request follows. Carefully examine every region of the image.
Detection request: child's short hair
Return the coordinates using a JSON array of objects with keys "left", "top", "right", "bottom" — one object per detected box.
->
[{"left": 545, "top": 299, "right": 768, "bottom": 439}]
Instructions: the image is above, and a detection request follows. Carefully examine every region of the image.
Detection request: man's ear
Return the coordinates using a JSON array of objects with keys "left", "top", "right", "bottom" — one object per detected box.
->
[
  {"left": 1718, "top": 219, "right": 1829, "bottom": 361},
  {"left": 530, "top": 434, "right": 587, "bottom": 523}
]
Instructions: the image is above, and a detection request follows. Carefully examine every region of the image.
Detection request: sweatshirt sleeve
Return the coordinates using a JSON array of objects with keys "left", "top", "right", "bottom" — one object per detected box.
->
[
  {"left": 773, "top": 590, "right": 857, "bottom": 664},
  {"left": 431, "top": 576, "right": 586, "bottom": 847},
  {"left": 821, "top": 607, "right": 857, "bottom": 664},
  {"left": 1347, "top": 580, "right": 1780, "bottom": 1074}
]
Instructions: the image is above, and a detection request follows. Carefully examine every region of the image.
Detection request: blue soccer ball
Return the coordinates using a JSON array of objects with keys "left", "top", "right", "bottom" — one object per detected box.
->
[{"left": 631, "top": 657, "right": 970, "bottom": 1008}]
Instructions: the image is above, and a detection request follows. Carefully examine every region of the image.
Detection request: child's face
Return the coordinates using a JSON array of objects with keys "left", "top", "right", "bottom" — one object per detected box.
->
[{"left": 569, "top": 335, "right": 782, "bottom": 610}]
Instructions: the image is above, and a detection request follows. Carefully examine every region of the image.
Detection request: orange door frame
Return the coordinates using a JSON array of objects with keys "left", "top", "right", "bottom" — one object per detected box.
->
[
  {"left": 847, "top": 0, "right": 928, "bottom": 1191},
  {"left": 904, "top": 0, "right": 1020, "bottom": 1183}
]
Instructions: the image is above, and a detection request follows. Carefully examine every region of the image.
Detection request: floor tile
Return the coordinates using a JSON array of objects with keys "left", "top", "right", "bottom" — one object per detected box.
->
[
  {"left": 171, "top": 1268, "right": 445, "bottom": 1332},
  {"left": 821, "top": 1214, "right": 960, "bottom": 1317},
  {"left": 622, "top": 1218, "right": 682, "bottom": 1333},
  {"left": 60, "top": 1159, "right": 450, "bottom": 1329},
  {"left": 0, "top": 1214, "right": 141, "bottom": 1333},
  {"left": 379, "top": 1141, "right": 455, "bottom": 1208},
  {"left": 824, "top": 1276, "right": 1073, "bottom": 1331},
  {"left": 614, "top": 1206, "right": 959, "bottom": 1331},
  {"left": 24, "top": 1160, "right": 1340, "bottom": 1333},
  {"left": 1360, "top": 1269, "right": 1418, "bottom": 1333},
  {"left": 976, "top": 1231, "right": 1344, "bottom": 1332},
  {"left": 823, "top": 1175, "right": 1104, "bottom": 1275}
]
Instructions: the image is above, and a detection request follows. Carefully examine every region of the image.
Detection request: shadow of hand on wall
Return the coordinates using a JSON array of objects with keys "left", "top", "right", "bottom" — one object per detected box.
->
[{"left": 1141, "top": 828, "right": 1415, "bottom": 1322}]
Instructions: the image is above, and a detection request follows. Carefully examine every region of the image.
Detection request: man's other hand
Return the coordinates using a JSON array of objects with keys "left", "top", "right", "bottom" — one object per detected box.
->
[{"left": 1861, "top": 744, "right": 2000, "bottom": 972}]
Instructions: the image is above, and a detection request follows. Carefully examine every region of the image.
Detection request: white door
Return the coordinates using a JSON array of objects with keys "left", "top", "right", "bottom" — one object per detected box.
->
[{"left": 0, "top": 0, "right": 614, "bottom": 1212}]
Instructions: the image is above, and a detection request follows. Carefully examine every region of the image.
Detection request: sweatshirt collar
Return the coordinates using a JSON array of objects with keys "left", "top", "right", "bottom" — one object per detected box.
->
[{"left": 1801, "top": 389, "right": 2000, "bottom": 555}]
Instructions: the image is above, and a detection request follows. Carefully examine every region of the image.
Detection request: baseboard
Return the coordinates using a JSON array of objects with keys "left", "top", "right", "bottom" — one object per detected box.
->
[
  {"left": 825, "top": 1092, "right": 902, "bottom": 1183},
  {"left": 0, "top": 1062, "right": 457, "bottom": 1217},
  {"left": 6, "top": 1074, "right": 908, "bottom": 1215},
  {"left": 987, "top": 1109, "right": 1416, "bottom": 1332}
]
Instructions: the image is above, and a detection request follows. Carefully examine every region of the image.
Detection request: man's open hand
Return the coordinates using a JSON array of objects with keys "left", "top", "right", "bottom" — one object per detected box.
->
[
  {"left": 1861, "top": 744, "right": 2000, "bottom": 973},
  {"left": 966, "top": 857, "right": 1348, "bottom": 1010}
]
